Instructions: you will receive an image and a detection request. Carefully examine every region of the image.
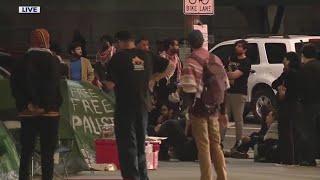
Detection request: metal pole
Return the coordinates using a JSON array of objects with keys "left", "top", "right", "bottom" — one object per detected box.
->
[{"left": 184, "top": 15, "right": 201, "bottom": 37}]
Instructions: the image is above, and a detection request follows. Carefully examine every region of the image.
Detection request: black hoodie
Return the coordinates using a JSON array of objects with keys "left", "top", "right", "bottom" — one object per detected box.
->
[{"left": 10, "top": 49, "right": 62, "bottom": 113}]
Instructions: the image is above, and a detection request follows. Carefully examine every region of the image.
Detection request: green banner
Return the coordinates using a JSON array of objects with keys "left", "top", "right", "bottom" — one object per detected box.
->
[
  {"left": 58, "top": 80, "right": 115, "bottom": 172},
  {"left": 0, "top": 80, "right": 17, "bottom": 121},
  {"left": 0, "top": 79, "right": 115, "bottom": 174},
  {"left": 0, "top": 121, "right": 19, "bottom": 179}
]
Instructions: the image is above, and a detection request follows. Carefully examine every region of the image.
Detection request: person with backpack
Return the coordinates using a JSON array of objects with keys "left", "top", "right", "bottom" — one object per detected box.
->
[{"left": 180, "top": 30, "right": 228, "bottom": 180}]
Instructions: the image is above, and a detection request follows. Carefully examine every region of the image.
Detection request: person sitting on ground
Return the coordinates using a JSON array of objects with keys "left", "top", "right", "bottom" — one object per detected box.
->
[
  {"left": 230, "top": 105, "right": 272, "bottom": 158},
  {"left": 148, "top": 92, "right": 161, "bottom": 126},
  {"left": 255, "top": 109, "right": 279, "bottom": 163},
  {"left": 147, "top": 103, "right": 176, "bottom": 136},
  {"left": 157, "top": 117, "right": 198, "bottom": 161}
]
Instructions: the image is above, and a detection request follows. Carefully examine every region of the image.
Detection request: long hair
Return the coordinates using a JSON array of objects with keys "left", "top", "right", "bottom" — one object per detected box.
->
[
  {"left": 163, "top": 38, "right": 177, "bottom": 51},
  {"left": 260, "top": 105, "right": 274, "bottom": 133},
  {"left": 261, "top": 105, "right": 273, "bottom": 121},
  {"left": 270, "top": 109, "right": 279, "bottom": 122}
]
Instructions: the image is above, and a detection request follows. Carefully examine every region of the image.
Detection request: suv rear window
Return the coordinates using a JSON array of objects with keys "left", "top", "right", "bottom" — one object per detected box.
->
[
  {"left": 296, "top": 40, "right": 320, "bottom": 56},
  {"left": 295, "top": 42, "right": 304, "bottom": 54},
  {"left": 247, "top": 43, "right": 259, "bottom": 65},
  {"left": 265, "top": 43, "right": 287, "bottom": 64},
  {"left": 212, "top": 43, "right": 260, "bottom": 66},
  {"left": 212, "top": 44, "right": 233, "bottom": 66}
]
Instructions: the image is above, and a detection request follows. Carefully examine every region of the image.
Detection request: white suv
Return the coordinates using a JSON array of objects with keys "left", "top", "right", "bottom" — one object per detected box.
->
[{"left": 209, "top": 35, "right": 320, "bottom": 120}]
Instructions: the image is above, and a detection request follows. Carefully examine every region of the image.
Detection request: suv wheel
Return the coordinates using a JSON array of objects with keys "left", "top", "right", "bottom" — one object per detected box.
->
[{"left": 251, "top": 89, "right": 277, "bottom": 120}]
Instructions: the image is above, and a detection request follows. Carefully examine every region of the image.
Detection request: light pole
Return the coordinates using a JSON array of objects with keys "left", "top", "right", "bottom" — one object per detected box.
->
[{"left": 184, "top": 15, "right": 201, "bottom": 37}]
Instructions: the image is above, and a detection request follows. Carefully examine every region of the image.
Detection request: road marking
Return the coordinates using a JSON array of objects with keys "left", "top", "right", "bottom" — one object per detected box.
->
[
  {"left": 229, "top": 127, "right": 261, "bottom": 130},
  {"left": 225, "top": 135, "right": 236, "bottom": 138}
]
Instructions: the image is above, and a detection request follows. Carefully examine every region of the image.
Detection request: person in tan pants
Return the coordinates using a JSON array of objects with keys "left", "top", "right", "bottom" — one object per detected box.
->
[
  {"left": 191, "top": 114, "right": 228, "bottom": 180},
  {"left": 181, "top": 30, "right": 228, "bottom": 180}
]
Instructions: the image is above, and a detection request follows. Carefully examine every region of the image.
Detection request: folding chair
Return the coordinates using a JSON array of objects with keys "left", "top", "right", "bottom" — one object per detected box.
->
[
  {"left": 54, "top": 138, "right": 75, "bottom": 180},
  {"left": 31, "top": 138, "right": 75, "bottom": 180}
]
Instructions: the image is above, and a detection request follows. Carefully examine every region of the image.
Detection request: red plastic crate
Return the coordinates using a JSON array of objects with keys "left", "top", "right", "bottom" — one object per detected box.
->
[
  {"left": 95, "top": 139, "right": 120, "bottom": 169},
  {"left": 95, "top": 139, "right": 161, "bottom": 170}
]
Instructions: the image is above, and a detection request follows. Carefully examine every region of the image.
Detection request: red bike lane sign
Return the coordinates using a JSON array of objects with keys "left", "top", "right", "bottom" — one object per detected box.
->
[{"left": 183, "top": 0, "right": 214, "bottom": 15}]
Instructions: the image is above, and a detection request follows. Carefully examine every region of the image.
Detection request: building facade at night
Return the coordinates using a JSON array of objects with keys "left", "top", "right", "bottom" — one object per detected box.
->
[{"left": 0, "top": 0, "right": 319, "bottom": 55}]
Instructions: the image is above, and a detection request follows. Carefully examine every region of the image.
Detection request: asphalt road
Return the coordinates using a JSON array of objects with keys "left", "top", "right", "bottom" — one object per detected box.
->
[{"left": 68, "top": 119, "right": 320, "bottom": 180}]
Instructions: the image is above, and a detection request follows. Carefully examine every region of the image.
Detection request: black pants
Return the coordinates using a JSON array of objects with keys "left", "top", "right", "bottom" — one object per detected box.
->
[
  {"left": 19, "top": 116, "right": 59, "bottom": 180},
  {"left": 158, "top": 119, "right": 198, "bottom": 161},
  {"left": 237, "top": 132, "right": 262, "bottom": 153},
  {"left": 257, "top": 139, "right": 279, "bottom": 163},
  {"left": 278, "top": 101, "right": 300, "bottom": 165},
  {"left": 114, "top": 109, "right": 149, "bottom": 180},
  {"left": 300, "top": 104, "right": 320, "bottom": 163}
]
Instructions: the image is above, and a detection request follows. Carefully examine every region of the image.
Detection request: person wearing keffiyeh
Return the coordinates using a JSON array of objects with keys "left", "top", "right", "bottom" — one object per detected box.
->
[
  {"left": 95, "top": 35, "right": 116, "bottom": 83},
  {"left": 96, "top": 35, "right": 116, "bottom": 65},
  {"left": 155, "top": 38, "right": 182, "bottom": 105},
  {"left": 160, "top": 38, "right": 182, "bottom": 82}
]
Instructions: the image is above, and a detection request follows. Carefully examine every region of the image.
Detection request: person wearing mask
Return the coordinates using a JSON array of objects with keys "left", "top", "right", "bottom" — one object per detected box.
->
[
  {"left": 94, "top": 35, "right": 116, "bottom": 90},
  {"left": 104, "top": 31, "right": 175, "bottom": 180},
  {"left": 96, "top": 35, "right": 116, "bottom": 66},
  {"left": 221, "top": 40, "right": 251, "bottom": 152},
  {"left": 298, "top": 43, "right": 320, "bottom": 166},
  {"left": 272, "top": 52, "right": 302, "bottom": 165},
  {"left": 66, "top": 42, "right": 94, "bottom": 82},
  {"left": 10, "top": 29, "right": 62, "bottom": 180}
]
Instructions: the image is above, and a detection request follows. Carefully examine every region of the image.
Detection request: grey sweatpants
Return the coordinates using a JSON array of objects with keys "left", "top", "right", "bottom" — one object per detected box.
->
[{"left": 220, "top": 93, "right": 247, "bottom": 143}]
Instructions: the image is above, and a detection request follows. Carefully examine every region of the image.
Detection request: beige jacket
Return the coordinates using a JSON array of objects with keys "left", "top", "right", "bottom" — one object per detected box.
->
[{"left": 66, "top": 57, "right": 94, "bottom": 82}]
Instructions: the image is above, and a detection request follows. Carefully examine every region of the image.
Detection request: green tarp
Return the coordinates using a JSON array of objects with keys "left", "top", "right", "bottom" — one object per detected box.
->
[
  {"left": 0, "top": 79, "right": 115, "bottom": 174},
  {"left": 59, "top": 80, "right": 115, "bottom": 173},
  {"left": 0, "top": 121, "right": 19, "bottom": 179}
]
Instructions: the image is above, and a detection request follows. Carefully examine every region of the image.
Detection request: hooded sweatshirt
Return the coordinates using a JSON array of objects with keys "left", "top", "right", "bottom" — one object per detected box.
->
[{"left": 10, "top": 29, "right": 62, "bottom": 116}]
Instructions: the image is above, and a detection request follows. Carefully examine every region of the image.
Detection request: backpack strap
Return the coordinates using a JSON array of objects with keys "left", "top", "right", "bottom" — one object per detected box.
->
[
  {"left": 190, "top": 53, "right": 219, "bottom": 67},
  {"left": 189, "top": 54, "right": 206, "bottom": 66},
  {"left": 209, "top": 54, "right": 216, "bottom": 64}
]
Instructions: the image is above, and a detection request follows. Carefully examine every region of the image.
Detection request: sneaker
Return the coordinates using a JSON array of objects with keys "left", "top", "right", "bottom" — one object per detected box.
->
[
  {"left": 275, "top": 163, "right": 295, "bottom": 167},
  {"left": 299, "top": 161, "right": 317, "bottom": 167},
  {"left": 223, "top": 150, "right": 232, "bottom": 158},
  {"left": 231, "top": 151, "right": 249, "bottom": 159}
]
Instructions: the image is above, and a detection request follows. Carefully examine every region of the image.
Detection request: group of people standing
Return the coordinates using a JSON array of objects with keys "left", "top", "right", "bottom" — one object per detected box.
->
[
  {"left": 223, "top": 42, "right": 320, "bottom": 168},
  {"left": 272, "top": 44, "right": 320, "bottom": 166},
  {"left": 9, "top": 27, "right": 320, "bottom": 180}
]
